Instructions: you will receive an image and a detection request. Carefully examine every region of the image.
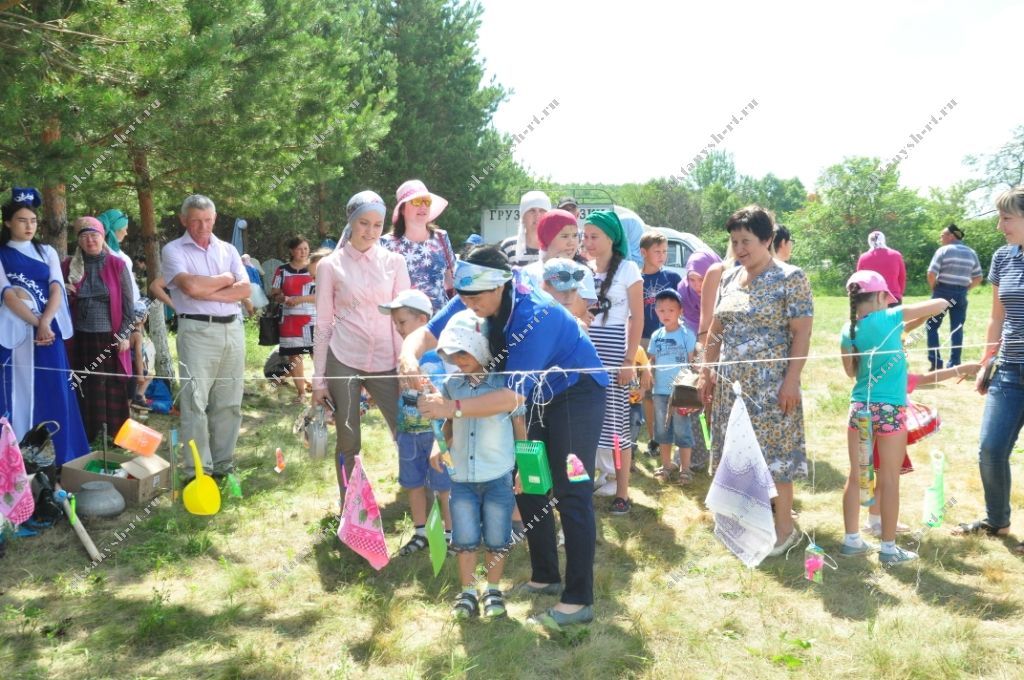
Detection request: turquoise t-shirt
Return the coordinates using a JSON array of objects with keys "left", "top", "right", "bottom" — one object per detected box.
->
[{"left": 840, "top": 307, "right": 906, "bottom": 405}]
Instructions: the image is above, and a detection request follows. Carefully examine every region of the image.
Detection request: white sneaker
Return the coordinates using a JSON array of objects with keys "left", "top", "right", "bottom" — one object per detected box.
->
[
  {"left": 594, "top": 481, "right": 618, "bottom": 497},
  {"left": 879, "top": 546, "right": 918, "bottom": 565}
]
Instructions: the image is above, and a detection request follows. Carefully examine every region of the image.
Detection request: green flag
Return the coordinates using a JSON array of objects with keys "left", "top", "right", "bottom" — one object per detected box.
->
[{"left": 426, "top": 497, "right": 447, "bottom": 577}]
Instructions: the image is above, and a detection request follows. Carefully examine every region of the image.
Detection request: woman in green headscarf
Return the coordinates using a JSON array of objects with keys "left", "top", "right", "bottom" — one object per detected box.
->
[
  {"left": 582, "top": 210, "right": 644, "bottom": 516},
  {"left": 98, "top": 209, "right": 141, "bottom": 301}
]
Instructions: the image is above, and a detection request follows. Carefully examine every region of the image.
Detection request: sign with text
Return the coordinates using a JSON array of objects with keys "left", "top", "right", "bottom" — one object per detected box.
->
[{"left": 480, "top": 203, "right": 613, "bottom": 244}]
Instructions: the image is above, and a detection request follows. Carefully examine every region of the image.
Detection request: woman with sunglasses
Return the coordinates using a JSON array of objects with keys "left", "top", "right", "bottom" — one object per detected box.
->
[
  {"left": 404, "top": 245, "right": 608, "bottom": 629},
  {"left": 380, "top": 180, "right": 456, "bottom": 313},
  {"left": 312, "top": 191, "right": 411, "bottom": 497}
]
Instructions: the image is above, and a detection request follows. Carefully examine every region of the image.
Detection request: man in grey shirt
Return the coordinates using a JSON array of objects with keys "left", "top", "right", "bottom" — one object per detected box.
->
[{"left": 926, "top": 223, "right": 982, "bottom": 369}]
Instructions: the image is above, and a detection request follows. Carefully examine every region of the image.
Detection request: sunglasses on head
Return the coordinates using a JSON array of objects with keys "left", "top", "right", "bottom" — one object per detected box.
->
[
  {"left": 587, "top": 297, "right": 611, "bottom": 316},
  {"left": 546, "top": 269, "right": 585, "bottom": 284},
  {"left": 408, "top": 197, "right": 432, "bottom": 208}
]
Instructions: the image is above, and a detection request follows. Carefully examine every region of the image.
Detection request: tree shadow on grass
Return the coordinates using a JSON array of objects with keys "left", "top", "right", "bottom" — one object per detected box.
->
[
  {"left": 0, "top": 589, "right": 324, "bottom": 679},
  {"left": 314, "top": 489, "right": 660, "bottom": 678},
  {"left": 886, "top": 560, "right": 1021, "bottom": 620},
  {"left": 801, "top": 460, "right": 848, "bottom": 493},
  {"left": 764, "top": 539, "right": 902, "bottom": 621}
]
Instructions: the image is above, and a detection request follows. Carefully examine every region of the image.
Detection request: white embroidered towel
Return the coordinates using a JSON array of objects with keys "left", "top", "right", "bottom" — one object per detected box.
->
[{"left": 705, "top": 382, "right": 778, "bottom": 567}]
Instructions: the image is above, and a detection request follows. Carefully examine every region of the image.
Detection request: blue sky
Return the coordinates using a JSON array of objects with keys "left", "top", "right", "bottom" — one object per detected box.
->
[{"left": 476, "top": 0, "right": 1024, "bottom": 196}]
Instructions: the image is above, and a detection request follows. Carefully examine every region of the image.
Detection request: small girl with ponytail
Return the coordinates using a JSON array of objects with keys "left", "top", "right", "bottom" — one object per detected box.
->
[
  {"left": 839, "top": 270, "right": 949, "bottom": 564},
  {"left": 583, "top": 211, "right": 643, "bottom": 515}
]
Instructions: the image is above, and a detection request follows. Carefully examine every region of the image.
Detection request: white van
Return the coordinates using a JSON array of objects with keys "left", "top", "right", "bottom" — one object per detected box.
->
[{"left": 479, "top": 204, "right": 716, "bottom": 273}]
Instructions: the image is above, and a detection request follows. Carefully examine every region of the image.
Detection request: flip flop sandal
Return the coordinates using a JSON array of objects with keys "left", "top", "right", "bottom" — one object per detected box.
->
[
  {"left": 452, "top": 591, "right": 480, "bottom": 619},
  {"left": 399, "top": 534, "right": 429, "bottom": 556},
  {"left": 952, "top": 519, "right": 1009, "bottom": 537},
  {"left": 481, "top": 589, "right": 507, "bottom": 618}
]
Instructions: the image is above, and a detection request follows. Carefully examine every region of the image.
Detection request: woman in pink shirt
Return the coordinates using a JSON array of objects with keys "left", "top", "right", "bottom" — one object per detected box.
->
[
  {"left": 856, "top": 231, "right": 906, "bottom": 304},
  {"left": 313, "top": 191, "right": 412, "bottom": 493}
]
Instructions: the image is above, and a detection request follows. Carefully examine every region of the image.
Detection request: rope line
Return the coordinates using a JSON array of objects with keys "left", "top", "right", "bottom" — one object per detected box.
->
[{"left": 11, "top": 337, "right": 1005, "bottom": 383}]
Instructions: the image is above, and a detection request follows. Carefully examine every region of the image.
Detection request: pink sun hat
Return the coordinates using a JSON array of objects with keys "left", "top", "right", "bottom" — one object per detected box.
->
[
  {"left": 846, "top": 269, "right": 897, "bottom": 305},
  {"left": 392, "top": 179, "right": 448, "bottom": 225}
]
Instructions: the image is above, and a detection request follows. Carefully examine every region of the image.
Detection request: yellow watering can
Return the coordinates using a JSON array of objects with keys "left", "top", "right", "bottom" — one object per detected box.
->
[{"left": 183, "top": 440, "right": 220, "bottom": 516}]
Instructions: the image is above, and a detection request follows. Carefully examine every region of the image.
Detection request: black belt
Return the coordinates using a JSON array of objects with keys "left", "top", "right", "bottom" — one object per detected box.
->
[{"left": 178, "top": 313, "right": 237, "bottom": 324}]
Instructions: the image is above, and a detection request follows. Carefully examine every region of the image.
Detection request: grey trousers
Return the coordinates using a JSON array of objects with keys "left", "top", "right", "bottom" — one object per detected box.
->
[
  {"left": 325, "top": 351, "right": 399, "bottom": 479},
  {"left": 177, "top": 318, "right": 245, "bottom": 476}
]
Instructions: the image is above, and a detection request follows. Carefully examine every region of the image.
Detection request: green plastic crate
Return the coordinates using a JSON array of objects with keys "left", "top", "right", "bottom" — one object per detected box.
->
[{"left": 515, "top": 440, "right": 552, "bottom": 495}]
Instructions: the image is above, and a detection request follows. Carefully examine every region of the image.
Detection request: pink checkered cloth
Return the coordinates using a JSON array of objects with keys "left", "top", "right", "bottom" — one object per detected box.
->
[
  {"left": 337, "top": 456, "right": 389, "bottom": 571},
  {"left": 0, "top": 417, "right": 34, "bottom": 525}
]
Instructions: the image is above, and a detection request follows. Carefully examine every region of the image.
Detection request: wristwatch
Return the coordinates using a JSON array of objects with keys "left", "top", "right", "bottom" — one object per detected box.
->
[{"left": 453, "top": 399, "right": 463, "bottom": 419}]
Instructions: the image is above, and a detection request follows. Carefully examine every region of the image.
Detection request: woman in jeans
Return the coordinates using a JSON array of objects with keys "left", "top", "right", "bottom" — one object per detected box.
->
[
  {"left": 312, "top": 191, "right": 410, "bottom": 496},
  {"left": 404, "top": 245, "right": 608, "bottom": 629},
  {"left": 954, "top": 187, "right": 1024, "bottom": 555}
]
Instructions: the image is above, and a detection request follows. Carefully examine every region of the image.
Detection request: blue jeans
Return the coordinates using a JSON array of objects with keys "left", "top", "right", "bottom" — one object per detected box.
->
[
  {"left": 652, "top": 395, "right": 695, "bottom": 448},
  {"left": 449, "top": 472, "right": 515, "bottom": 552},
  {"left": 977, "top": 363, "right": 1024, "bottom": 528},
  {"left": 926, "top": 283, "right": 968, "bottom": 368},
  {"left": 396, "top": 432, "right": 452, "bottom": 491}
]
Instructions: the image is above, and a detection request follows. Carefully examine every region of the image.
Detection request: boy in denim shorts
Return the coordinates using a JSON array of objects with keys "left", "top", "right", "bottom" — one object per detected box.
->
[
  {"left": 379, "top": 290, "right": 453, "bottom": 556},
  {"left": 647, "top": 289, "right": 698, "bottom": 484},
  {"left": 429, "top": 310, "right": 525, "bottom": 619}
]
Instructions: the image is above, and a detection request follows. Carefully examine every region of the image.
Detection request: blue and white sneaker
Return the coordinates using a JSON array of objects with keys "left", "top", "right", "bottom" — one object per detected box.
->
[
  {"left": 839, "top": 540, "right": 876, "bottom": 558},
  {"left": 879, "top": 546, "right": 918, "bottom": 565}
]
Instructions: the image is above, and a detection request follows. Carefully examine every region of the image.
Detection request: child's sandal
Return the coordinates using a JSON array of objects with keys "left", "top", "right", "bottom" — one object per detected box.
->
[
  {"left": 677, "top": 469, "right": 693, "bottom": 485},
  {"left": 399, "top": 534, "right": 428, "bottom": 556},
  {"left": 653, "top": 463, "right": 678, "bottom": 482},
  {"left": 480, "top": 589, "right": 507, "bottom": 618},
  {"left": 452, "top": 591, "right": 480, "bottom": 619}
]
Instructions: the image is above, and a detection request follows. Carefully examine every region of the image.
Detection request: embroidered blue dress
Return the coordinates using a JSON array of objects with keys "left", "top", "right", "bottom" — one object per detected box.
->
[{"left": 0, "top": 244, "right": 89, "bottom": 465}]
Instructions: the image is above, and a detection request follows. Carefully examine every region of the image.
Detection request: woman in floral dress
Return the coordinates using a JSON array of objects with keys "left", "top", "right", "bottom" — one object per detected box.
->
[
  {"left": 697, "top": 206, "right": 814, "bottom": 557},
  {"left": 381, "top": 179, "right": 454, "bottom": 313}
]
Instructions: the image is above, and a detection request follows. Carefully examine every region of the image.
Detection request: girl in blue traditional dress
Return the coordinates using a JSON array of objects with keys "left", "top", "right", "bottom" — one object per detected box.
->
[{"left": 0, "top": 188, "right": 89, "bottom": 465}]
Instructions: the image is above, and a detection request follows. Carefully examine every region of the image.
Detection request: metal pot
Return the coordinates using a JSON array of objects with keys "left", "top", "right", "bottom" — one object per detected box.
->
[{"left": 74, "top": 481, "right": 126, "bottom": 518}]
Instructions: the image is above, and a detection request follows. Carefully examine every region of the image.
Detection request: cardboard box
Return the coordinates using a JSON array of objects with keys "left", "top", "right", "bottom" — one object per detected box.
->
[{"left": 61, "top": 451, "right": 171, "bottom": 506}]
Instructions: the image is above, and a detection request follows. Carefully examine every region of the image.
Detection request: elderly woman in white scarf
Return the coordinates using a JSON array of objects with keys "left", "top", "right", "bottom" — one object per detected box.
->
[
  {"left": 856, "top": 230, "right": 906, "bottom": 305},
  {"left": 64, "top": 216, "right": 136, "bottom": 443},
  {"left": 499, "top": 190, "right": 551, "bottom": 267}
]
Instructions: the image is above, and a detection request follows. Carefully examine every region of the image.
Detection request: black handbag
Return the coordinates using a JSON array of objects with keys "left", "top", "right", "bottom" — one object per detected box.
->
[
  {"left": 258, "top": 302, "right": 282, "bottom": 346},
  {"left": 20, "top": 421, "right": 62, "bottom": 525},
  {"left": 670, "top": 371, "right": 703, "bottom": 410}
]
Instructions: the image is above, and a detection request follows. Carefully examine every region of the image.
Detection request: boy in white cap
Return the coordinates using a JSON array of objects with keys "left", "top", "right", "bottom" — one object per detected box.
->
[
  {"left": 428, "top": 310, "right": 525, "bottom": 619},
  {"left": 379, "top": 289, "right": 453, "bottom": 555},
  {"left": 500, "top": 190, "right": 551, "bottom": 267}
]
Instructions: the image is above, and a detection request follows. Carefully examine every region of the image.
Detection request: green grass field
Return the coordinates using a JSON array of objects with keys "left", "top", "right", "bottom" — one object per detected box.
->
[{"left": 2, "top": 289, "right": 1022, "bottom": 679}]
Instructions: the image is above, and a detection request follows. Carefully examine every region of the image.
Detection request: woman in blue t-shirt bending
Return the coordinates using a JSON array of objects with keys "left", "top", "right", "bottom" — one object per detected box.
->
[
  {"left": 839, "top": 270, "right": 949, "bottom": 565},
  {"left": 402, "top": 245, "right": 608, "bottom": 629}
]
